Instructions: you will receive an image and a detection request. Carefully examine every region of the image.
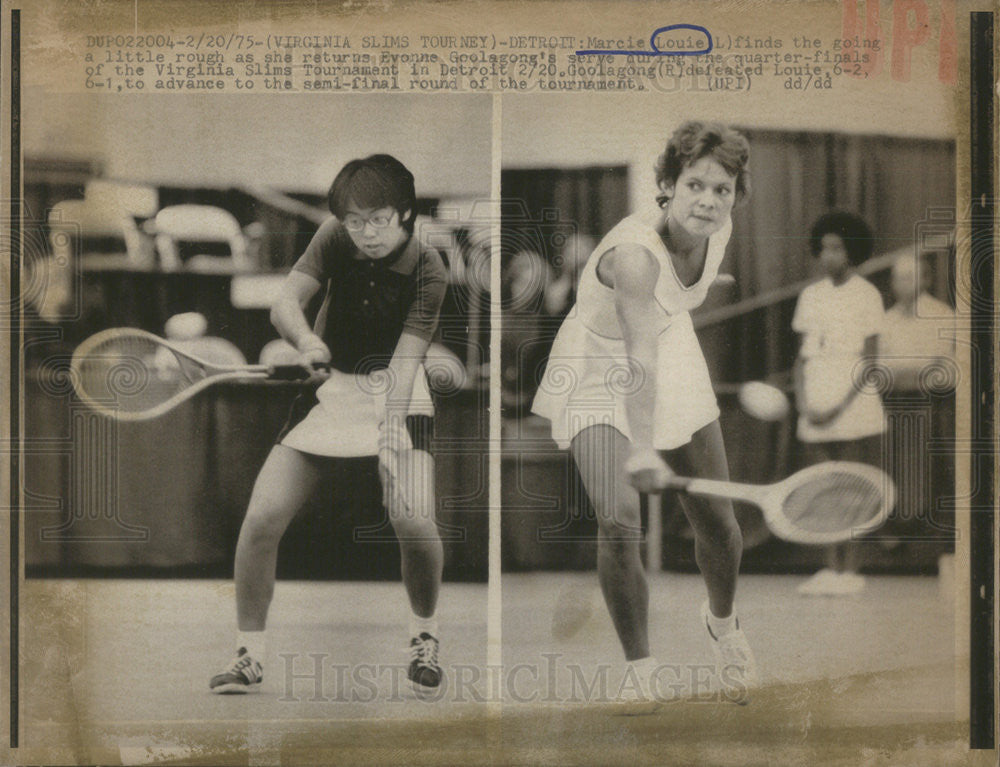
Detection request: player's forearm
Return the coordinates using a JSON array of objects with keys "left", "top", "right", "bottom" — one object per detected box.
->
[
  {"left": 269, "top": 271, "right": 325, "bottom": 351},
  {"left": 270, "top": 296, "right": 320, "bottom": 350},
  {"left": 610, "top": 244, "right": 662, "bottom": 451},
  {"left": 383, "top": 331, "right": 430, "bottom": 422},
  {"left": 620, "top": 325, "right": 659, "bottom": 449},
  {"left": 384, "top": 366, "right": 418, "bottom": 418}
]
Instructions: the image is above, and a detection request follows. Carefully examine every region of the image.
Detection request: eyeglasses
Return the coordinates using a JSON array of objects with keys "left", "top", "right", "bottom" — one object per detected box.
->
[{"left": 342, "top": 210, "right": 397, "bottom": 232}]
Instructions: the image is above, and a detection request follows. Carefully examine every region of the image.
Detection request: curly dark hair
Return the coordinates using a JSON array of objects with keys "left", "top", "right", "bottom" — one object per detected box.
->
[
  {"left": 328, "top": 154, "right": 417, "bottom": 233},
  {"left": 655, "top": 121, "right": 751, "bottom": 205},
  {"left": 809, "top": 211, "right": 874, "bottom": 266}
]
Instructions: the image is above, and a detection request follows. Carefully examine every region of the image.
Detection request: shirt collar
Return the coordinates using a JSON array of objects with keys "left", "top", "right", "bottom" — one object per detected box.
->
[{"left": 353, "top": 231, "right": 419, "bottom": 274}]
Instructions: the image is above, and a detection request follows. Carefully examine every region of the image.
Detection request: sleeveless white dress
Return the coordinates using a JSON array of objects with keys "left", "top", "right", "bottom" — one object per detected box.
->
[{"left": 531, "top": 207, "right": 731, "bottom": 450}]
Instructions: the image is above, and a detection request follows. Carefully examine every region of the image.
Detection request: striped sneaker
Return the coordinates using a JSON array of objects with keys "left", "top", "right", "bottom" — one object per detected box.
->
[
  {"left": 209, "top": 647, "right": 263, "bottom": 694},
  {"left": 408, "top": 632, "right": 442, "bottom": 691}
]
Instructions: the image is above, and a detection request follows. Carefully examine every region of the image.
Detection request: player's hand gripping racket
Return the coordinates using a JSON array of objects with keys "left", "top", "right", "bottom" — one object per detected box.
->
[
  {"left": 660, "top": 462, "right": 895, "bottom": 544},
  {"left": 70, "top": 327, "right": 330, "bottom": 421}
]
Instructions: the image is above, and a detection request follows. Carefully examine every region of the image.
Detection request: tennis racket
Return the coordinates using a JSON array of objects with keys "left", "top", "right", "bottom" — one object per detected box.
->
[
  {"left": 70, "top": 327, "right": 330, "bottom": 421},
  {"left": 661, "top": 462, "right": 895, "bottom": 544}
]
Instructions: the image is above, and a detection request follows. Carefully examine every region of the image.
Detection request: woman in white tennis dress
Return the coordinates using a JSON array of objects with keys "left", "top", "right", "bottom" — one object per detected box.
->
[{"left": 532, "top": 121, "right": 759, "bottom": 702}]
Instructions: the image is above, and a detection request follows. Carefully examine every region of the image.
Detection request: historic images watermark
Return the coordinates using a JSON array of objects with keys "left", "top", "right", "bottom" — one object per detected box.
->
[{"left": 276, "top": 652, "right": 751, "bottom": 706}]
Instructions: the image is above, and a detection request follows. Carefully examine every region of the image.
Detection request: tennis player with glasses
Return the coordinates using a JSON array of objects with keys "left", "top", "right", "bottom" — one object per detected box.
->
[
  {"left": 532, "top": 121, "right": 759, "bottom": 706},
  {"left": 209, "top": 154, "right": 449, "bottom": 694}
]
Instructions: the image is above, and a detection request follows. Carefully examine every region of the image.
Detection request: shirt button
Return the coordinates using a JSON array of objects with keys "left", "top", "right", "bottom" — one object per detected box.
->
[
  {"left": 369, "top": 281, "right": 375, "bottom": 287},
  {"left": 363, "top": 299, "right": 370, "bottom": 306}
]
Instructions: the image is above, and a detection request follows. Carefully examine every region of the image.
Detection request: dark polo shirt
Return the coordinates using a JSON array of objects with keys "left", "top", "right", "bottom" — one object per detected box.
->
[{"left": 292, "top": 216, "right": 447, "bottom": 375}]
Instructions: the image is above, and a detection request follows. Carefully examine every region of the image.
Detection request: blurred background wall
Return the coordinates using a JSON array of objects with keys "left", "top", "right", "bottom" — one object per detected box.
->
[{"left": 24, "top": 93, "right": 488, "bottom": 197}]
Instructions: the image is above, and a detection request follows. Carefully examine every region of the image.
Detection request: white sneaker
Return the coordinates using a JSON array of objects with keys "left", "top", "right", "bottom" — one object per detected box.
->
[
  {"left": 797, "top": 568, "right": 838, "bottom": 596},
  {"left": 610, "top": 662, "right": 662, "bottom": 716},
  {"left": 209, "top": 647, "right": 263, "bottom": 694},
  {"left": 701, "top": 602, "right": 759, "bottom": 705},
  {"left": 836, "top": 571, "right": 866, "bottom": 594},
  {"left": 798, "top": 568, "right": 866, "bottom": 596}
]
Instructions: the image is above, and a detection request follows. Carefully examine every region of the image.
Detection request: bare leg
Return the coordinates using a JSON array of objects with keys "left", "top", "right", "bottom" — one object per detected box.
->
[
  {"left": 830, "top": 542, "right": 858, "bottom": 572},
  {"left": 387, "top": 449, "right": 442, "bottom": 618},
  {"left": 828, "top": 437, "right": 878, "bottom": 574},
  {"left": 665, "top": 420, "right": 742, "bottom": 619},
  {"left": 235, "top": 445, "right": 325, "bottom": 630},
  {"left": 571, "top": 425, "right": 649, "bottom": 661},
  {"left": 804, "top": 441, "right": 842, "bottom": 573}
]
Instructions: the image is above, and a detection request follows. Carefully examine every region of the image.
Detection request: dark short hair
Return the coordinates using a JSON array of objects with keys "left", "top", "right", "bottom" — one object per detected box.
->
[
  {"left": 328, "top": 154, "right": 417, "bottom": 232},
  {"left": 655, "top": 121, "right": 751, "bottom": 205},
  {"left": 809, "top": 211, "right": 874, "bottom": 265}
]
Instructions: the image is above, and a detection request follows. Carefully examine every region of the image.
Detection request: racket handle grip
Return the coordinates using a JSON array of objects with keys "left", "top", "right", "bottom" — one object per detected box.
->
[
  {"left": 659, "top": 476, "right": 693, "bottom": 492},
  {"left": 268, "top": 363, "right": 331, "bottom": 381}
]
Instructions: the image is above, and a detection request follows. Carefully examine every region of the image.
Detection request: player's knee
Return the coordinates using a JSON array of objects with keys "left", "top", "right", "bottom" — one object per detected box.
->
[
  {"left": 385, "top": 487, "right": 435, "bottom": 532},
  {"left": 597, "top": 523, "right": 642, "bottom": 563},
  {"left": 242, "top": 499, "right": 294, "bottom": 546},
  {"left": 388, "top": 510, "right": 438, "bottom": 540},
  {"left": 692, "top": 506, "right": 741, "bottom": 549},
  {"left": 595, "top": 500, "right": 641, "bottom": 537}
]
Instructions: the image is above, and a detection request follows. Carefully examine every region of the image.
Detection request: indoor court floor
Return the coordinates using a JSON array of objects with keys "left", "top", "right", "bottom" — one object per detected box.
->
[
  {"left": 500, "top": 571, "right": 966, "bottom": 767},
  {"left": 18, "top": 573, "right": 970, "bottom": 766}
]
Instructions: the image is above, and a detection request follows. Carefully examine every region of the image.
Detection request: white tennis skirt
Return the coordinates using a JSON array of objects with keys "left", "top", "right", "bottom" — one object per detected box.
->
[
  {"left": 531, "top": 311, "right": 720, "bottom": 450},
  {"left": 280, "top": 367, "right": 435, "bottom": 457}
]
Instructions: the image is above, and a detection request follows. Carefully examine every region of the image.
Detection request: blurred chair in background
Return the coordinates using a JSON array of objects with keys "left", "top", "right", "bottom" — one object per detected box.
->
[
  {"left": 152, "top": 204, "right": 251, "bottom": 273},
  {"left": 48, "top": 179, "right": 158, "bottom": 268},
  {"left": 40, "top": 180, "right": 157, "bottom": 327},
  {"left": 84, "top": 179, "right": 159, "bottom": 263}
]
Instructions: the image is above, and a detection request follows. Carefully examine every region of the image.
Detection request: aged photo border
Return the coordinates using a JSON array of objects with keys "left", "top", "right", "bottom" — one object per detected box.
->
[
  {"left": 1, "top": 0, "right": 997, "bottom": 764},
  {"left": 967, "top": 9, "right": 994, "bottom": 750}
]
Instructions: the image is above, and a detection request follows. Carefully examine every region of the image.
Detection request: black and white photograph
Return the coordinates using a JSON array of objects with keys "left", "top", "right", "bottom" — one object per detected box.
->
[
  {"left": 16, "top": 89, "right": 492, "bottom": 760},
  {"left": 499, "top": 83, "right": 971, "bottom": 764},
  {"left": 2, "top": 0, "right": 995, "bottom": 765}
]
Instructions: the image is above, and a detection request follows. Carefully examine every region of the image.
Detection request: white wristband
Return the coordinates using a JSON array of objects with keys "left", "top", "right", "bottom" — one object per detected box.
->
[{"left": 624, "top": 450, "right": 665, "bottom": 476}]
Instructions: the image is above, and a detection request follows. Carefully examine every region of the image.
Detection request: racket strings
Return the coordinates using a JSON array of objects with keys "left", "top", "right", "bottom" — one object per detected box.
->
[
  {"left": 73, "top": 334, "right": 211, "bottom": 415},
  {"left": 781, "top": 470, "right": 885, "bottom": 534}
]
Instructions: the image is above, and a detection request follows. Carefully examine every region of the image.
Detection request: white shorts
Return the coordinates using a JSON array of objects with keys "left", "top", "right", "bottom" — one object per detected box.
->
[{"left": 531, "top": 311, "right": 720, "bottom": 450}]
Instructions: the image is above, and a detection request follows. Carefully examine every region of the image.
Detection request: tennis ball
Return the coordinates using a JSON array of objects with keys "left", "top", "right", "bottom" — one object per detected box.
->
[
  {"left": 164, "top": 312, "right": 208, "bottom": 341},
  {"left": 738, "top": 381, "right": 790, "bottom": 421}
]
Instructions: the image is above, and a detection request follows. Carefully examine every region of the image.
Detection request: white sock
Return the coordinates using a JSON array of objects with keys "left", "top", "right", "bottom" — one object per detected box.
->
[
  {"left": 237, "top": 630, "right": 266, "bottom": 661},
  {"left": 705, "top": 604, "right": 738, "bottom": 638},
  {"left": 410, "top": 613, "right": 438, "bottom": 638}
]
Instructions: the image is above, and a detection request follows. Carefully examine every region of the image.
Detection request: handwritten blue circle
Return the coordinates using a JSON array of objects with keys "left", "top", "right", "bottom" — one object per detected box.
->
[{"left": 575, "top": 23, "right": 713, "bottom": 57}]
